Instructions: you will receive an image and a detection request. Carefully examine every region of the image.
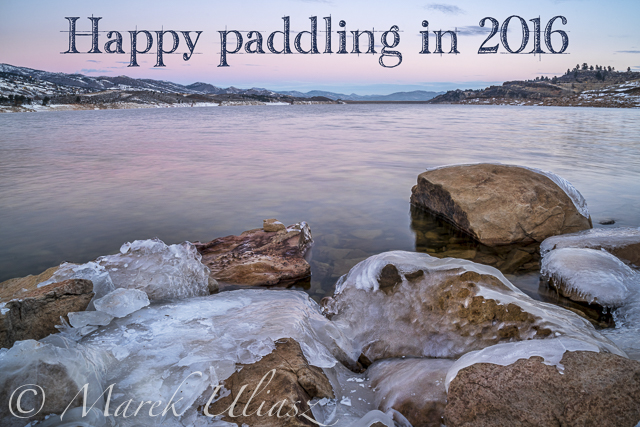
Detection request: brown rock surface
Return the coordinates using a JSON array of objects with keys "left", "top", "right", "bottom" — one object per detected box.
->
[
  {"left": 410, "top": 164, "right": 592, "bottom": 246},
  {"left": 195, "top": 222, "right": 313, "bottom": 287},
  {"left": 0, "top": 279, "right": 94, "bottom": 348},
  {"left": 445, "top": 351, "right": 640, "bottom": 427},
  {"left": 0, "top": 266, "right": 59, "bottom": 301},
  {"left": 202, "top": 338, "right": 333, "bottom": 426}
]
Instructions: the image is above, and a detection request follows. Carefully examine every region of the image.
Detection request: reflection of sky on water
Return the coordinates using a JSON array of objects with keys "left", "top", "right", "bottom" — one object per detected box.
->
[{"left": 1, "top": 105, "right": 639, "bottom": 299}]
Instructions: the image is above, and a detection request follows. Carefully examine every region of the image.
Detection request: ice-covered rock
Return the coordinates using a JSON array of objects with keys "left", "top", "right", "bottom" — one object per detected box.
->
[
  {"left": 367, "top": 358, "right": 454, "bottom": 427},
  {"left": 97, "top": 238, "right": 210, "bottom": 301},
  {"left": 410, "top": 163, "right": 592, "bottom": 246},
  {"left": 322, "top": 251, "right": 623, "bottom": 361},
  {"left": 541, "top": 226, "right": 640, "bottom": 267},
  {"left": 195, "top": 221, "right": 313, "bottom": 287},
  {"left": 444, "top": 340, "right": 640, "bottom": 427},
  {"left": 205, "top": 338, "right": 333, "bottom": 426},
  {"left": 93, "top": 288, "right": 150, "bottom": 318},
  {"left": 541, "top": 247, "right": 637, "bottom": 308},
  {"left": 70, "top": 290, "right": 356, "bottom": 426},
  {"left": 0, "top": 337, "right": 109, "bottom": 427},
  {"left": 0, "top": 279, "right": 94, "bottom": 349},
  {"left": 37, "top": 262, "right": 115, "bottom": 308}
]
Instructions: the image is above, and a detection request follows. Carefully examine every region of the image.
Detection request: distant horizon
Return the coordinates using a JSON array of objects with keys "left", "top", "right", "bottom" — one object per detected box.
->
[{"left": 2, "top": 0, "right": 638, "bottom": 95}]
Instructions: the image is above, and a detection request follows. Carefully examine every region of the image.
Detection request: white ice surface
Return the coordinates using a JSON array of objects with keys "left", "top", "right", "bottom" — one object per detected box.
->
[
  {"left": 68, "top": 310, "right": 114, "bottom": 328},
  {"left": 98, "top": 239, "right": 210, "bottom": 301},
  {"left": 541, "top": 248, "right": 637, "bottom": 307},
  {"left": 93, "top": 288, "right": 150, "bottom": 318},
  {"left": 444, "top": 337, "right": 602, "bottom": 392},
  {"left": 70, "top": 289, "right": 357, "bottom": 426},
  {"left": 541, "top": 227, "right": 640, "bottom": 261}
]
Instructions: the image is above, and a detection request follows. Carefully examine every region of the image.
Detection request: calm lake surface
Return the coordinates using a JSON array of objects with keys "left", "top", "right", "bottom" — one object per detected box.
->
[{"left": 1, "top": 104, "right": 639, "bottom": 301}]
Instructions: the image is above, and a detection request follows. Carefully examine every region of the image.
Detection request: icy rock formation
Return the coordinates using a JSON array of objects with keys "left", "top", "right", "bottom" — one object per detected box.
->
[
  {"left": 195, "top": 221, "right": 313, "bottom": 287},
  {"left": 322, "top": 251, "right": 622, "bottom": 361},
  {"left": 444, "top": 339, "right": 640, "bottom": 427},
  {"left": 541, "top": 247, "right": 637, "bottom": 307},
  {"left": 0, "top": 337, "right": 109, "bottom": 427},
  {"left": 0, "top": 279, "right": 94, "bottom": 349},
  {"left": 541, "top": 226, "right": 640, "bottom": 266},
  {"left": 70, "top": 290, "right": 356, "bottom": 426},
  {"left": 98, "top": 239, "right": 210, "bottom": 301},
  {"left": 93, "top": 288, "right": 150, "bottom": 318},
  {"left": 38, "top": 262, "right": 115, "bottom": 308},
  {"left": 410, "top": 163, "right": 592, "bottom": 246},
  {"left": 367, "top": 358, "right": 454, "bottom": 427},
  {"left": 205, "top": 338, "right": 334, "bottom": 426}
]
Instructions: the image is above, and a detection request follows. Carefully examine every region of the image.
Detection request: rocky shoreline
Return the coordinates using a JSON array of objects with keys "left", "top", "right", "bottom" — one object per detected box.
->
[{"left": 1, "top": 164, "right": 639, "bottom": 427}]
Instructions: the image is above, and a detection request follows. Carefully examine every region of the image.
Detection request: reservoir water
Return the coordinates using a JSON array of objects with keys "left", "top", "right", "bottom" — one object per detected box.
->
[{"left": 1, "top": 104, "right": 639, "bottom": 301}]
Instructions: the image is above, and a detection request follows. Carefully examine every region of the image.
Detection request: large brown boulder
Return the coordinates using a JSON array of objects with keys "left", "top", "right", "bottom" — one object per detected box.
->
[
  {"left": 445, "top": 350, "right": 640, "bottom": 427},
  {"left": 0, "top": 279, "right": 94, "bottom": 348},
  {"left": 202, "top": 338, "right": 333, "bottom": 426},
  {"left": 195, "top": 221, "right": 313, "bottom": 287},
  {"left": 410, "top": 164, "right": 592, "bottom": 246}
]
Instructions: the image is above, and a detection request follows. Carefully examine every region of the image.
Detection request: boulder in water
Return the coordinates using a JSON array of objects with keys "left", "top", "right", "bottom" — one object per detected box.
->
[{"left": 410, "top": 164, "right": 592, "bottom": 246}]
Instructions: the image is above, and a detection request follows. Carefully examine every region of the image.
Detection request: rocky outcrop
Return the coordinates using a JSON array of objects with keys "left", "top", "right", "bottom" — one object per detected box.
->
[
  {"left": 0, "top": 266, "right": 59, "bottom": 301},
  {"left": 367, "top": 358, "right": 453, "bottom": 427},
  {"left": 322, "top": 251, "right": 619, "bottom": 362},
  {"left": 0, "top": 279, "right": 94, "bottom": 348},
  {"left": 202, "top": 338, "right": 333, "bottom": 426},
  {"left": 445, "top": 350, "right": 640, "bottom": 427},
  {"left": 195, "top": 221, "right": 313, "bottom": 287},
  {"left": 410, "top": 164, "right": 592, "bottom": 246}
]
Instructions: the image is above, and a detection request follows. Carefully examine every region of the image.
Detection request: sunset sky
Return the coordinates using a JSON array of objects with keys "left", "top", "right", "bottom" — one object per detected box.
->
[{"left": 1, "top": 0, "right": 638, "bottom": 94}]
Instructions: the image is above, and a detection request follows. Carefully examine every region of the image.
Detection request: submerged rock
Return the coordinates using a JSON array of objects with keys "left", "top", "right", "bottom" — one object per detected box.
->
[
  {"left": 445, "top": 343, "right": 640, "bottom": 427},
  {"left": 0, "top": 279, "right": 93, "bottom": 349},
  {"left": 541, "top": 226, "right": 640, "bottom": 267},
  {"left": 410, "top": 164, "right": 592, "bottom": 246},
  {"left": 195, "top": 221, "right": 313, "bottom": 287},
  {"left": 204, "top": 338, "right": 334, "bottom": 426},
  {"left": 322, "top": 251, "right": 621, "bottom": 362},
  {"left": 367, "top": 358, "right": 453, "bottom": 427}
]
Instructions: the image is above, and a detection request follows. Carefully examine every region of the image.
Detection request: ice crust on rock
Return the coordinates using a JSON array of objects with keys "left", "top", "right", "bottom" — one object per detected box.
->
[
  {"left": 367, "top": 358, "right": 454, "bottom": 425},
  {"left": 37, "top": 261, "right": 116, "bottom": 308},
  {"left": 444, "top": 337, "right": 602, "bottom": 392},
  {"left": 94, "top": 288, "right": 150, "bottom": 318},
  {"left": 541, "top": 226, "right": 640, "bottom": 256},
  {"left": 541, "top": 248, "right": 637, "bottom": 307},
  {"left": 326, "top": 251, "right": 624, "bottom": 361},
  {"left": 72, "top": 290, "right": 357, "bottom": 426},
  {"left": 98, "top": 238, "right": 210, "bottom": 300},
  {"left": 426, "top": 163, "right": 589, "bottom": 218},
  {"left": 0, "top": 337, "right": 109, "bottom": 427}
]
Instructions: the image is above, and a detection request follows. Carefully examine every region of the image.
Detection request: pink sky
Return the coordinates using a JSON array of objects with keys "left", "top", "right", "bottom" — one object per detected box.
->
[{"left": 1, "top": 0, "right": 638, "bottom": 93}]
